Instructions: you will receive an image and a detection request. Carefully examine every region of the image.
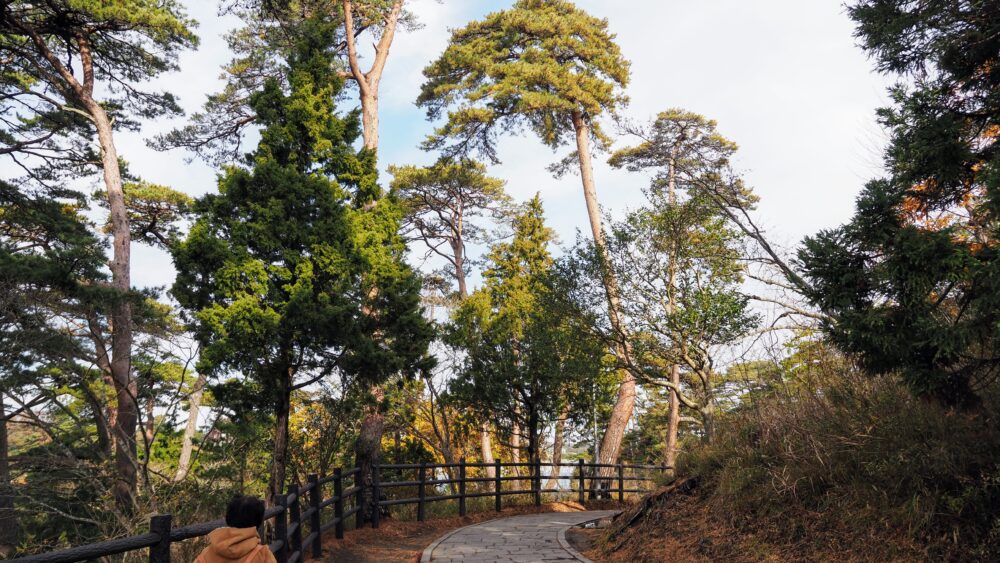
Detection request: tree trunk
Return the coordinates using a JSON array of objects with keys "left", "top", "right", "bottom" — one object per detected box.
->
[
  {"left": 480, "top": 422, "right": 495, "bottom": 479},
  {"left": 0, "top": 397, "right": 19, "bottom": 556},
  {"left": 360, "top": 91, "right": 379, "bottom": 151},
  {"left": 571, "top": 110, "right": 636, "bottom": 481},
  {"left": 144, "top": 395, "right": 155, "bottom": 448},
  {"left": 354, "top": 385, "right": 384, "bottom": 523},
  {"left": 342, "top": 0, "right": 401, "bottom": 154},
  {"left": 543, "top": 407, "right": 568, "bottom": 490},
  {"left": 80, "top": 379, "right": 113, "bottom": 460},
  {"left": 665, "top": 364, "right": 680, "bottom": 475},
  {"left": 174, "top": 372, "right": 207, "bottom": 482},
  {"left": 88, "top": 100, "right": 137, "bottom": 514},
  {"left": 527, "top": 404, "right": 539, "bottom": 496},
  {"left": 700, "top": 374, "right": 716, "bottom": 443},
  {"left": 267, "top": 369, "right": 294, "bottom": 507},
  {"left": 452, "top": 238, "right": 468, "bottom": 301},
  {"left": 665, "top": 149, "right": 680, "bottom": 477}
]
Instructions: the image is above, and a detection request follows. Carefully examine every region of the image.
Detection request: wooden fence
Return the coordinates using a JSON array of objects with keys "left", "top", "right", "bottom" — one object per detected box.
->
[{"left": 10, "top": 460, "right": 666, "bottom": 563}]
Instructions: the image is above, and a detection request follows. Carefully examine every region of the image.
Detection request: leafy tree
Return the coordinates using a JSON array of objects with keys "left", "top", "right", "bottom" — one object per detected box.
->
[
  {"left": 172, "top": 16, "right": 431, "bottom": 504},
  {"left": 390, "top": 158, "right": 510, "bottom": 475},
  {"left": 552, "top": 111, "right": 761, "bottom": 445},
  {"left": 391, "top": 158, "right": 509, "bottom": 300},
  {"left": 418, "top": 0, "right": 637, "bottom": 472},
  {"left": 0, "top": 182, "right": 108, "bottom": 551},
  {"left": 584, "top": 190, "right": 758, "bottom": 442},
  {"left": 447, "top": 196, "right": 605, "bottom": 472},
  {"left": 0, "top": 0, "right": 197, "bottom": 511},
  {"left": 157, "top": 0, "right": 414, "bottom": 161},
  {"left": 609, "top": 110, "right": 757, "bottom": 462},
  {"left": 799, "top": 0, "right": 1000, "bottom": 407}
]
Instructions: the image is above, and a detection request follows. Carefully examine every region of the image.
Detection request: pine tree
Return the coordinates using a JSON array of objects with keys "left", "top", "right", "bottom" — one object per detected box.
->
[
  {"left": 418, "top": 0, "right": 637, "bottom": 474},
  {"left": 609, "top": 110, "right": 754, "bottom": 462},
  {"left": 1, "top": 0, "right": 197, "bottom": 511},
  {"left": 447, "top": 196, "right": 605, "bottom": 471},
  {"left": 172, "top": 16, "right": 431, "bottom": 504},
  {"left": 799, "top": 1, "right": 1000, "bottom": 407}
]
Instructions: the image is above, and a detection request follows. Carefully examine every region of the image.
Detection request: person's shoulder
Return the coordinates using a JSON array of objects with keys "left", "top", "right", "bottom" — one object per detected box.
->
[{"left": 250, "top": 544, "right": 277, "bottom": 563}]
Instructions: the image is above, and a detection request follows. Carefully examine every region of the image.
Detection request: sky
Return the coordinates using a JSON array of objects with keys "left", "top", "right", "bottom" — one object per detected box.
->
[{"left": 111, "top": 0, "right": 894, "bottom": 292}]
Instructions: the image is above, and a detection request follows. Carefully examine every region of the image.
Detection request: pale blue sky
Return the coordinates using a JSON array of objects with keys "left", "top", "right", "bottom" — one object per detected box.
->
[{"left": 113, "top": 0, "right": 891, "bottom": 291}]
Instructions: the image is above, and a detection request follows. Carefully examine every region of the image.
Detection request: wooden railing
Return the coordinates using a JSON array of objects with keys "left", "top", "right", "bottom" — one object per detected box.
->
[{"left": 10, "top": 460, "right": 666, "bottom": 563}]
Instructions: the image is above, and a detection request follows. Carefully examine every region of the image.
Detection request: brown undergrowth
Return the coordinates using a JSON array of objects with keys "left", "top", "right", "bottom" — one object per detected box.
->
[{"left": 585, "top": 373, "right": 1000, "bottom": 562}]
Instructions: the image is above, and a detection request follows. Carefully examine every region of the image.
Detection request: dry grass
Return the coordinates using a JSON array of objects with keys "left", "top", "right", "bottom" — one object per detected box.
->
[{"left": 586, "top": 373, "right": 1000, "bottom": 562}]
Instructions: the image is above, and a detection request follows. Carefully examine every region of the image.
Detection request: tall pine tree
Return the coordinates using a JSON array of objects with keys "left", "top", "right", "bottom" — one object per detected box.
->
[
  {"left": 800, "top": 1, "right": 1000, "bottom": 407},
  {"left": 172, "top": 15, "right": 431, "bottom": 504}
]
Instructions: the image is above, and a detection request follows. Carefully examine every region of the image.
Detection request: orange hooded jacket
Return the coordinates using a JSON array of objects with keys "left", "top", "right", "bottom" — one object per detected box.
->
[{"left": 194, "top": 527, "right": 277, "bottom": 563}]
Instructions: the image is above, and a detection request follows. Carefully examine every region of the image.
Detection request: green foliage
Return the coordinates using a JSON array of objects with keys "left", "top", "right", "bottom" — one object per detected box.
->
[
  {"left": 446, "top": 196, "right": 608, "bottom": 456},
  {"left": 0, "top": 0, "right": 197, "bottom": 177},
  {"left": 171, "top": 15, "right": 430, "bottom": 501},
  {"left": 799, "top": 1, "right": 1000, "bottom": 407},
  {"left": 417, "top": 0, "right": 630, "bottom": 163},
  {"left": 390, "top": 157, "right": 511, "bottom": 294},
  {"left": 597, "top": 110, "right": 760, "bottom": 435}
]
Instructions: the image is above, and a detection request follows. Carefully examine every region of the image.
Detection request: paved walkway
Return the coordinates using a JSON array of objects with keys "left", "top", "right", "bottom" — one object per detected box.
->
[{"left": 421, "top": 510, "right": 618, "bottom": 562}]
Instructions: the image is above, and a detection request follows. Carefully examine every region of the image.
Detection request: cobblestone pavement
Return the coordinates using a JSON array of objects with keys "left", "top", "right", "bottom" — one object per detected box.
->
[{"left": 421, "top": 510, "right": 618, "bottom": 562}]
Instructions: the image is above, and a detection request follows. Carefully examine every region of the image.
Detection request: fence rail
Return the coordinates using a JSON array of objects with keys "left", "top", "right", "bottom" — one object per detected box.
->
[{"left": 10, "top": 460, "right": 668, "bottom": 563}]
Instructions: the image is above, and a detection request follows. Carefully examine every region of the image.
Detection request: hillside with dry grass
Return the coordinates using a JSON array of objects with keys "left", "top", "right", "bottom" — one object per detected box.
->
[{"left": 578, "top": 373, "right": 1000, "bottom": 562}]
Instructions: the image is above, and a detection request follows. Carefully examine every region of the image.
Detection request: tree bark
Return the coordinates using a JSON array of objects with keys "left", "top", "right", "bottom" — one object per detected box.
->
[
  {"left": 665, "top": 364, "right": 680, "bottom": 475},
  {"left": 451, "top": 238, "right": 468, "bottom": 301},
  {"left": 360, "top": 91, "right": 379, "bottom": 152},
  {"left": 89, "top": 100, "right": 137, "bottom": 515},
  {"left": 480, "top": 422, "right": 495, "bottom": 479},
  {"left": 342, "top": 0, "right": 402, "bottom": 153},
  {"left": 174, "top": 372, "right": 207, "bottom": 482},
  {"left": 354, "top": 385, "right": 384, "bottom": 523},
  {"left": 543, "top": 407, "right": 568, "bottom": 490},
  {"left": 0, "top": 396, "right": 19, "bottom": 556},
  {"left": 267, "top": 368, "right": 294, "bottom": 507},
  {"left": 571, "top": 110, "right": 636, "bottom": 481},
  {"left": 665, "top": 148, "right": 680, "bottom": 477}
]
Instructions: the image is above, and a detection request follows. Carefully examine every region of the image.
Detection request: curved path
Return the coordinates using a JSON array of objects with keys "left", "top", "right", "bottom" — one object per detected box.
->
[{"left": 421, "top": 510, "right": 618, "bottom": 563}]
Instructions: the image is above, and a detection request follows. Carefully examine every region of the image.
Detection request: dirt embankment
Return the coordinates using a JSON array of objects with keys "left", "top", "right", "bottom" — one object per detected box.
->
[{"left": 570, "top": 478, "right": 931, "bottom": 563}]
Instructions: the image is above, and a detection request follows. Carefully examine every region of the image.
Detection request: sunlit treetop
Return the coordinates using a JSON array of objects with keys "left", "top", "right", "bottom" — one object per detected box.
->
[{"left": 417, "top": 0, "right": 630, "bottom": 163}]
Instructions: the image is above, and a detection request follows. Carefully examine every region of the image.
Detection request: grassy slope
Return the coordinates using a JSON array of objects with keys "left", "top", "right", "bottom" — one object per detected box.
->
[{"left": 590, "top": 374, "right": 1000, "bottom": 561}]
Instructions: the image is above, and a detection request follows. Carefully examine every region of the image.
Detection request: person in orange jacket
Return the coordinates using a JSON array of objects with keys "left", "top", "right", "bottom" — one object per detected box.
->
[{"left": 195, "top": 496, "right": 277, "bottom": 563}]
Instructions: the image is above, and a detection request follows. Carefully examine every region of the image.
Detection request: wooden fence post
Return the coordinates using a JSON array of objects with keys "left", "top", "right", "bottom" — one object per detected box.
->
[
  {"left": 288, "top": 484, "right": 303, "bottom": 559},
  {"left": 577, "top": 459, "right": 585, "bottom": 505},
  {"left": 494, "top": 459, "right": 502, "bottom": 512},
  {"left": 417, "top": 462, "right": 427, "bottom": 522},
  {"left": 618, "top": 464, "right": 624, "bottom": 502},
  {"left": 371, "top": 464, "right": 381, "bottom": 529},
  {"left": 533, "top": 459, "right": 541, "bottom": 507},
  {"left": 274, "top": 494, "right": 289, "bottom": 563},
  {"left": 333, "top": 468, "right": 345, "bottom": 540},
  {"left": 149, "top": 514, "right": 171, "bottom": 563},
  {"left": 458, "top": 458, "right": 467, "bottom": 517},
  {"left": 307, "top": 474, "right": 322, "bottom": 558}
]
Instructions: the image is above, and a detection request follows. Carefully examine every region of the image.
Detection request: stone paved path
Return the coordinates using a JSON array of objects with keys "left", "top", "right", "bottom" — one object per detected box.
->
[{"left": 421, "top": 510, "right": 618, "bottom": 562}]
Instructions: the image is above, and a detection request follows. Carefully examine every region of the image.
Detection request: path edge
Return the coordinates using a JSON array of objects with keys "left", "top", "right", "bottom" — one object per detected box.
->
[
  {"left": 418, "top": 514, "right": 507, "bottom": 563},
  {"left": 558, "top": 512, "right": 619, "bottom": 563},
  {"left": 420, "top": 510, "right": 620, "bottom": 562}
]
